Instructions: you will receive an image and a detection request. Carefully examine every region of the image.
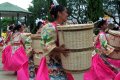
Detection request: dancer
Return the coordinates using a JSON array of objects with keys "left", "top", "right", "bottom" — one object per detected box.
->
[
  {"left": 2, "top": 24, "right": 29, "bottom": 80},
  {"left": 84, "top": 19, "right": 120, "bottom": 80},
  {"left": 36, "top": 5, "right": 74, "bottom": 80}
]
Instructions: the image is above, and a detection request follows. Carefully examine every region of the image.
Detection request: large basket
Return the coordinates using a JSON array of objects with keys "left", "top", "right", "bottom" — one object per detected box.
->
[
  {"left": 57, "top": 24, "right": 94, "bottom": 71},
  {"left": 108, "top": 30, "right": 120, "bottom": 48},
  {"left": 107, "top": 30, "right": 120, "bottom": 59},
  {"left": 32, "top": 37, "right": 43, "bottom": 67}
]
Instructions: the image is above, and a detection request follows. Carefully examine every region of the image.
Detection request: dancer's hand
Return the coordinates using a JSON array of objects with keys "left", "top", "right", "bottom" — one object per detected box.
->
[
  {"left": 60, "top": 44, "right": 70, "bottom": 57},
  {"left": 52, "top": 44, "right": 70, "bottom": 57}
]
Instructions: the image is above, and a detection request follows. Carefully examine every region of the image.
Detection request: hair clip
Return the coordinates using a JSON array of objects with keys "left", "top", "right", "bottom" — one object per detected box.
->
[
  {"left": 52, "top": 0, "right": 59, "bottom": 6},
  {"left": 35, "top": 18, "right": 44, "bottom": 26}
]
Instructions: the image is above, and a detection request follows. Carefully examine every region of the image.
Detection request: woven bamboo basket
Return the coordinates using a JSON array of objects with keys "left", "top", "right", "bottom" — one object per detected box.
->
[
  {"left": 106, "top": 30, "right": 120, "bottom": 59},
  {"left": 108, "top": 30, "right": 120, "bottom": 48},
  {"left": 31, "top": 37, "right": 43, "bottom": 67},
  {"left": 57, "top": 24, "right": 94, "bottom": 71}
]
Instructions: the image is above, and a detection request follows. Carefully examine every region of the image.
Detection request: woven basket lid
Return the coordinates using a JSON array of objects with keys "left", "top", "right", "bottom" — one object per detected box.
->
[{"left": 57, "top": 24, "right": 94, "bottom": 31}]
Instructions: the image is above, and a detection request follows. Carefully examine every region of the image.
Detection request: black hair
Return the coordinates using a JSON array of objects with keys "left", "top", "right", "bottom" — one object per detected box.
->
[
  {"left": 33, "top": 21, "right": 43, "bottom": 33},
  {"left": 36, "top": 21, "right": 43, "bottom": 30},
  {"left": 97, "top": 19, "right": 107, "bottom": 29},
  {"left": 50, "top": 5, "right": 66, "bottom": 19},
  {"left": 93, "top": 19, "right": 107, "bottom": 35},
  {"left": 112, "top": 27, "right": 119, "bottom": 30},
  {"left": 13, "top": 25, "right": 22, "bottom": 33},
  {"left": 9, "top": 25, "right": 14, "bottom": 31}
]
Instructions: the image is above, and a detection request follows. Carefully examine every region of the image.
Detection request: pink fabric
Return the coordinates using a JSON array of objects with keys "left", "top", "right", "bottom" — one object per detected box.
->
[
  {"left": 2, "top": 45, "right": 29, "bottom": 80},
  {"left": 17, "top": 62, "right": 29, "bottom": 80},
  {"left": 84, "top": 31, "right": 120, "bottom": 80},
  {"left": 84, "top": 54, "right": 120, "bottom": 80},
  {"left": 66, "top": 72, "right": 74, "bottom": 80},
  {"left": 36, "top": 57, "right": 74, "bottom": 80},
  {"left": 115, "top": 72, "right": 120, "bottom": 80},
  {"left": 35, "top": 57, "right": 50, "bottom": 80}
]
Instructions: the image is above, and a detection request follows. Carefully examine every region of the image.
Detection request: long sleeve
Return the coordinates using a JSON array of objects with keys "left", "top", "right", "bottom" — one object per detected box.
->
[
  {"left": 40, "top": 23, "right": 57, "bottom": 56},
  {"left": 99, "top": 33, "right": 114, "bottom": 55}
]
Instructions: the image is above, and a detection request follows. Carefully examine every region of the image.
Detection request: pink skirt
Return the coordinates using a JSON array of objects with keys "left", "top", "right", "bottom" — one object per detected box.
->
[
  {"left": 84, "top": 54, "right": 120, "bottom": 80},
  {"left": 2, "top": 45, "right": 29, "bottom": 80}
]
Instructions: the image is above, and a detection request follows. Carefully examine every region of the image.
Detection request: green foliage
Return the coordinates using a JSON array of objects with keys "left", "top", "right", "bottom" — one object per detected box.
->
[
  {"left": 1, "top": 18, "right": 15, "bottom": 31},
  {"left": 67, "top": 0, "right": 88, "bottom": 23},
  {"left": 2, "top": 18, "right": 15, "bottom": 27},
  {"left": 28, "top": 0, "right": 50, "bottom": 33},
  {"left": 87, "top": 0, "right": 104, "bottom": 22}
]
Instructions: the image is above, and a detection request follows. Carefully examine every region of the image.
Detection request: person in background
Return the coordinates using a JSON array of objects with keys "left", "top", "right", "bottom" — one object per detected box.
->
[
  {"left": 1, "top": 29, "right": 7, "bottom": 40},
  {"left": 5, "top": 25, "right": 14, "bottom": 45},
  {"left": 2, "top": 24, "right": 29, "bottom": 80},
  {"left": 22, "top": 25, "right": 35, "bottom": 80},
  {"left": 32, "top": 20, "right": 44, "bottom": 74},
  {"left": 84, "top": 19, "right": 120, "bottom": 80},
  {"left": 0, "top": 36, "right": 4, "bottom": 47},
  {"left": 36, "top": 21, "right": 44, "bottom": 34}
]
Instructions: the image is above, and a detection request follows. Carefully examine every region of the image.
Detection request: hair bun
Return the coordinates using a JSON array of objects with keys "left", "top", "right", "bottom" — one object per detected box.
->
[{"left": 50, "top": 5, "right": 65, "bottom": 19}]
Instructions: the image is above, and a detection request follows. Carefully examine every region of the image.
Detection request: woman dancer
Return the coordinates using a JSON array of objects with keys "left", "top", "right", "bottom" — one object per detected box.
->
[
  {"left": 36, "top": 5, "right": 74, "bottom": 80},
  {"left": 84, "top": 19, "right": 120, "bottom": 80},
  {"left": 2, "top": 24, "right": 29, "bottom": 80}
]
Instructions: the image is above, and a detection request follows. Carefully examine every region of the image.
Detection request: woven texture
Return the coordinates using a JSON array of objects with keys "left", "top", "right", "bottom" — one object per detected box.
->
[
  {"left": 61, "top": 50, "right": 92, "bottom": 71},
  {"left": 57, "top": 24, "right": 94, "bottom": 71},
  {"left": 32, "top": 38, "right": 42, "bottom": 50},
  {"left": 108, "top": 30, "right": 120, "bottom": 47},
  {"left": 58, "top": 29, "right": 93, "bottom": 49},
  {"left": 32, "top": 38, "right": 42, "bottom": 66},
  {"left": 107, "top": 30, "right": 120, "bottom": 59}
]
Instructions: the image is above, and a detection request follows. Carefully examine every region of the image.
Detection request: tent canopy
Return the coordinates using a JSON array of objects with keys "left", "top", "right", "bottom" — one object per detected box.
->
[
  {"left": 0, "top": 2, "right": 32, "bottom": 36},
  {"left": 0, "top": 2, "right": 31, "bottom": 17}
]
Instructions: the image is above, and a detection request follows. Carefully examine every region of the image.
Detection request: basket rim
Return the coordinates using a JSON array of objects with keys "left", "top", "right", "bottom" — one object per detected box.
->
[
  {"left": 57, "top": 24, "right": 93, "bottom": 31},
  {"left": 109, "top": 30, "right": 120, "bottom": 36}
]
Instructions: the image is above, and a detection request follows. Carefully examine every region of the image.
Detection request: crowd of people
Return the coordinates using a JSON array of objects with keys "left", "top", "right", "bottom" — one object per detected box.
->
[
  {"left": 0, "top": 4, "right": 74, "bottom": 80},
  {"left": 0, "top": 2, "right": 120, "bottom": 80}
]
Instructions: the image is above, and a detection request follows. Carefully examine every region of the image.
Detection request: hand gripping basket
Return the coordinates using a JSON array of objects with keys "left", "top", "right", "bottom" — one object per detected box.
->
[
  {"left": 57, "top": 24, "right": 94, "bottom": 71},
  {"left": 31, "top": 37, "right": 43, "bottom": 67}
]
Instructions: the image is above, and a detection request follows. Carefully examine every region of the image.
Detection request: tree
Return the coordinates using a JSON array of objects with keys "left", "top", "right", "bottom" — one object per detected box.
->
[
  {"left": 103, "top": 0, "right": 120, "bottom": 26},
  {"left": 28, "top": 0, "right": 50, "bottom": 33},
  {"left": 1, "top": 18, "right": 15, "bottom": 31},
  {"left": 58, "top": 0, "right": 67, "bottom": 7},
  {"left": 67, "top": 0, "right": 88, "bottom": 23},
  {"left": 87, "top": 0, "right": 104, "bottom": 22}
]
